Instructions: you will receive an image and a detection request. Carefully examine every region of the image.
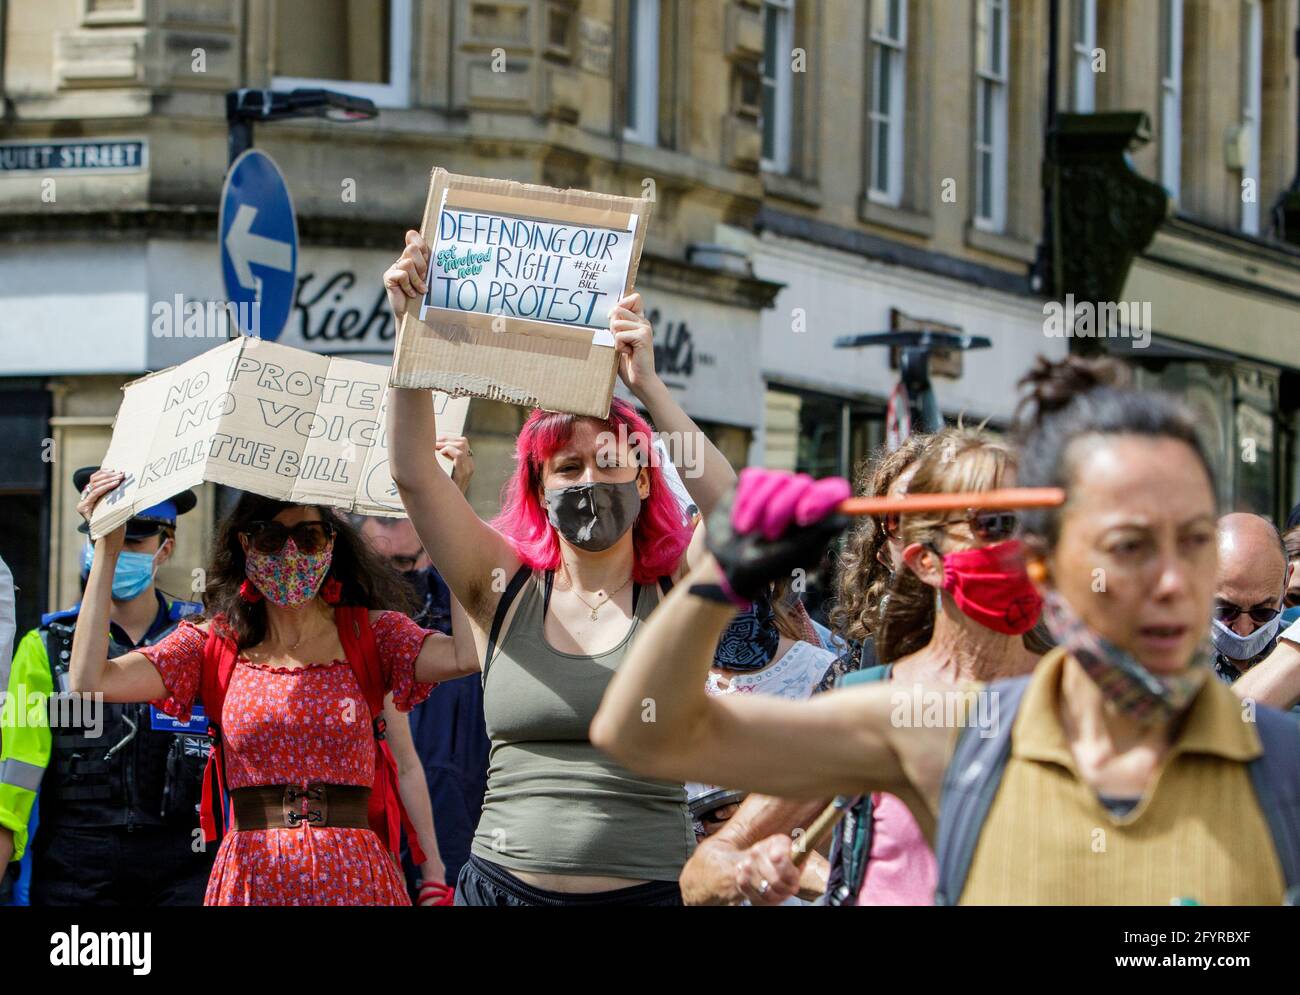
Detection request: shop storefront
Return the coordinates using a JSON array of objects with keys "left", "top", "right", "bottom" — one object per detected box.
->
[
  {"left": 616, "top": 257, "right": 778, "bottom": 477},
  {"left": 0, "top": 235, "right": 776, "bottom": 619},
  {"left": 1117, "top": 219, "right": 1300, "bottom": 520},
  {"left": 731, "top": 228, "right": 1068, "bottom": 479}
]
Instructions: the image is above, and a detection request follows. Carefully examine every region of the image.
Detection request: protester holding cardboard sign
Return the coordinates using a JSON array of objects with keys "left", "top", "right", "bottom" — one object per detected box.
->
[
  {"left": 84, "top": 337, "right": 470, "bottom": 543},
  {"left": 384, "top": 228, "right": 737, "bottom": 905},
  {"left": 68, "top": 473, "right": 482, "bottom": 906}
]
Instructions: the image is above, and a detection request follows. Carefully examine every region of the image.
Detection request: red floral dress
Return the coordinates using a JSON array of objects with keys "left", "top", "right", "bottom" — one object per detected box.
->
[{"left": 138, "top": 611, "right": 435, "bottom": 906}]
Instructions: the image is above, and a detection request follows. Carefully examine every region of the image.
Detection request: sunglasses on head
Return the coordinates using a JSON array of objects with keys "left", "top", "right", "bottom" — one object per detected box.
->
[
  {"left": 1213, "top": 602, "right": 1280, "bottom": 625},
  {"left": 242, "top": 520, "right": 336, "bottom": 555},
  {"left": 947, "top": 510, "right": 1019, "bottom": 542},
  {"left": 883, "top": 509, "right": 1018, "bottom": 543}
]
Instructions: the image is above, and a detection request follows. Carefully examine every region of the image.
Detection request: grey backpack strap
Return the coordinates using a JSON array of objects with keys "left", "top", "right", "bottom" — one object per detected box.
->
[
  {"left": 933, "top": 675, "right": 1031, "bottom": 906},
  {"left": 1245, "top": 706, "right": 1300, "bottom": 897}
]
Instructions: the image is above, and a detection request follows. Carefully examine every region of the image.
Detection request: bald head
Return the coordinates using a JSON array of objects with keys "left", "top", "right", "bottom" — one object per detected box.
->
[{"left": 1215, "top": 513, "right": 1288, "bottom": 636}]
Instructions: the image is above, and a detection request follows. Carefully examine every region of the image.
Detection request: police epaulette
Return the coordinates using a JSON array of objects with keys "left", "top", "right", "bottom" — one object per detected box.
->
[
  {"left": 169, "top": 600, "right": 203, "bottom": 621},
  {"left": 40, "top": 604, "right": 82, "bottom": 628}
]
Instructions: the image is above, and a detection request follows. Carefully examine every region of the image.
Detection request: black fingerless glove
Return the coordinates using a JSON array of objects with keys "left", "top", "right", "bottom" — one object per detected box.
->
[{"left": 704, "top": 486, "right": 850, "bottom": 604}]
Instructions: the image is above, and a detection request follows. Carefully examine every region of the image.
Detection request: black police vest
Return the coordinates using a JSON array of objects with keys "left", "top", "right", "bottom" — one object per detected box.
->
[{"left": 40, "top": 610, "right": 208, "bottom": 831}]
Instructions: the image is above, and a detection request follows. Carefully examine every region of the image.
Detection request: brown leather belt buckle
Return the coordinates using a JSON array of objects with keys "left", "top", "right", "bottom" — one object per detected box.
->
[{"left": 283, "top": 783, "right": 328, "bottom": 828}]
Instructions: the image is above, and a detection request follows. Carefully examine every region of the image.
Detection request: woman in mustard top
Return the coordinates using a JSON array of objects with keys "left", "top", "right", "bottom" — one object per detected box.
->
[{"left": 593, "top": 356, "right": 1298, "bottom": 906}]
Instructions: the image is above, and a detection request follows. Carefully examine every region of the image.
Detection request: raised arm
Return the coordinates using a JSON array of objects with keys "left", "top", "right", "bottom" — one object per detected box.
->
[
  {"left": 67, "top": 470, "right": 168, "bottom": 702},
  {"left": 411, "top": 595, "right": 483, "bottom": 682},
  {"left": 384, "top": 230, "right": 520, "bottom": 624},
  {"left": 612, "top": 293, "right": 736, "bottom": 522},
  {"left": 591, "top": 554, "right": 914, "bottom": 800},
  {"left": 1234, "top": 627, "right": 1300, "bottom": 710},
  {"left": 594, "top": 469, "right": 956, "bottom": 813}
]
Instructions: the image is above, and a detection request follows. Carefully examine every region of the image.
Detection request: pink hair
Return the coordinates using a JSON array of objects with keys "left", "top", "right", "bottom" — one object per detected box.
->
[{"left": 491, "top": 397, "right": 693, "bottom": 584}]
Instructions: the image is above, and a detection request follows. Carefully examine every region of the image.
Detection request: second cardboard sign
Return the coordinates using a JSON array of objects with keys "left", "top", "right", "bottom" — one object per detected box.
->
[
  {"left": 391, "top": 168, "right": 653, "bottom": 418},
  {"left": 89, "top": 338, "right": 468, "bottom": 539}
]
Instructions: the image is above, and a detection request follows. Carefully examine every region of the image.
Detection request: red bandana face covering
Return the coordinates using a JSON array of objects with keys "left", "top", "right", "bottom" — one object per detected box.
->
[{"left": 937, "top": 539, "right": 1043, "bottom": 635}]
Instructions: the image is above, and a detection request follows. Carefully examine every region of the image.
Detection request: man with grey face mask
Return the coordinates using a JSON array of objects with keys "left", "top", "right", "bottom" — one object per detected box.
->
[{"left": 1211, "top": 513, "right": 1292, "bottom": 683}]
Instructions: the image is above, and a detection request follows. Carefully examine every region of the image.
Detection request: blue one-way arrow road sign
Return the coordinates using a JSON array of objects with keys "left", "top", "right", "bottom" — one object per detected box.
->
[{"left": 219, "top": 149, "right": 297, "bottom": 341}]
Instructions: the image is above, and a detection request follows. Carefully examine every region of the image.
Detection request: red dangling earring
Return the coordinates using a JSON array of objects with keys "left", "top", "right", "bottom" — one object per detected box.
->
[
  {"left": 239, "top": 579, "right": 263, "bottom": 603},
  {"left": 321, "top": 576, "right": 343, "bottom": 605}
]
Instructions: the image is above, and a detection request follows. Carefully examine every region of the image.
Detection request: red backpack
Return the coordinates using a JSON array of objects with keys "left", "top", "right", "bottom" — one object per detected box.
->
[{"left": 195, "top": 605, "right": 426, "bottom": 865}]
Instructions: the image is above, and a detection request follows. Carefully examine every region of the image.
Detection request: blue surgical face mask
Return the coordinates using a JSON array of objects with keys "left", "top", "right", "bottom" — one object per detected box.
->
[
  {"left": 81, "top": 543, "right": 160, "bottom": 601},
  {"left": 1210, "top": 615, "right": 1281, "bottom": 663}
]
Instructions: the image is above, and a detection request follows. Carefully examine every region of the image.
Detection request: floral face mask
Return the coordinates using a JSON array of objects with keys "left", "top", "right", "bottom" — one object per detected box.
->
[{"left": 244, "top": 538, "right": 334, "bottom": 607}]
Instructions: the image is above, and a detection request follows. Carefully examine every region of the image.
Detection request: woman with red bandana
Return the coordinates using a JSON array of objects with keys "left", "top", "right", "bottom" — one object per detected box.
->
[
  {"left": 68, "top": 482, "right": 479, "bottom": 905},
  {"left": 594, "top": 357, "right": 1298, "bottom": 906},
  {"left": 717, "top": 425, "right": 1042, "bottom": 905}
]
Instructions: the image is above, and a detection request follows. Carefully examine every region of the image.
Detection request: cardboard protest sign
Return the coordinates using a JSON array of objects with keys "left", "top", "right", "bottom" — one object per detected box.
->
[
  {"left": 89, "top": 338, "right": 469, "bottom": 539},
  {"left": 391, "top": 168, "right": 653, "bottom": 418}
]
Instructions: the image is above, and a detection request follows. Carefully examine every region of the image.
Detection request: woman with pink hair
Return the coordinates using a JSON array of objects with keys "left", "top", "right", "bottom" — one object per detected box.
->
[{"left": 383, "top": 230, "right": 737, "bottom": 905}]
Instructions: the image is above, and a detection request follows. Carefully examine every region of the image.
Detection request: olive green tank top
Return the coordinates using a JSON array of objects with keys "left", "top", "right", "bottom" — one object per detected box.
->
[{"left": 471, "top": 570, "right": 695, "bottom": 880}]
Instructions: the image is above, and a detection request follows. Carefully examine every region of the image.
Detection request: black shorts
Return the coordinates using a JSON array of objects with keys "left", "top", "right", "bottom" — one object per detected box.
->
[{"left": 455, "top": 853, "right": 683, "bottom": 907}]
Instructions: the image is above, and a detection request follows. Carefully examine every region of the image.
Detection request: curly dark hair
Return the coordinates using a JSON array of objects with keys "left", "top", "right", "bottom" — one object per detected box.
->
[
  {"left": 874, "top": 426, "right": 1018, "bottom": 663},
  {"left": 827, "top": 433, "right": 934, "bottom": 645},
  {"left": 199, "top": 492, "right": 415, "bottom": 649}
]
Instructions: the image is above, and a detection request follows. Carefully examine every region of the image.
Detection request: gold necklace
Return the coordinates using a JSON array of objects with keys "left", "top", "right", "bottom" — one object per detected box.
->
[
  {"left": 274, "top": 605, "right": 331, "bottom": 653},
  {"left": 562, "top": 572, "right": 633, "bottom": 621}
]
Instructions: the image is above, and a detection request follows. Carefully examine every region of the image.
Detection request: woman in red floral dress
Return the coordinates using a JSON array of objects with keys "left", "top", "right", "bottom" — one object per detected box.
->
[{"left": 69, "top": 473, "right": 479, "bottom": 906}]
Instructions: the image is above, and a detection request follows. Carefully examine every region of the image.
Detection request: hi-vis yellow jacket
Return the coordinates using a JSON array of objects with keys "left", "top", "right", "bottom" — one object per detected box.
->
[{"left": 0, "top": 629, "right": 54, "bottom": 862}]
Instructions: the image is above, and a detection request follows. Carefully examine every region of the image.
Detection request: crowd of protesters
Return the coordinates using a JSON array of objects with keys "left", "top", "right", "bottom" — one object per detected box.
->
[{"left": 0, "top": 230, "right": 1295, "bottom": 906}]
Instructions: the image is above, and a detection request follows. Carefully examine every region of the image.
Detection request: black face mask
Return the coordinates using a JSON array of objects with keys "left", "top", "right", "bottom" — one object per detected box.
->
[
  {"left": 399, "top": 567, "right": 430, "bottom": 621},
  {"left": 712, "top": 595, "right": 781, "bottom": 672},
  {"left": 544, "top": 480, "right": 642, "bottom": 552},
  {"left": 402, "top": 567, "right": 431, "bottom": 601}
]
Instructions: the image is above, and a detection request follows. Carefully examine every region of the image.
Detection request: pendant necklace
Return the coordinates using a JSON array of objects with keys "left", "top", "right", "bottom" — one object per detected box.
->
[{"left": 564, "top": 571, "right": 633, "bottom": 620}]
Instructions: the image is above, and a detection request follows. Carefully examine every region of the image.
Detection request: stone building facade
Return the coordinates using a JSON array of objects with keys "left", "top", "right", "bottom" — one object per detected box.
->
[{"left": 1, "top": 0, "right": 1297, "bottom": 631}]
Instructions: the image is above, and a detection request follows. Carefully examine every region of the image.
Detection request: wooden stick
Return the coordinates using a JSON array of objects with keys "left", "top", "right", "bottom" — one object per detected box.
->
[
  {"left": 790, "top": 796, "right": 851, "bottom": 866},
  {"left": 838, "top": 486, "right": 1065, "bottom": 517}
]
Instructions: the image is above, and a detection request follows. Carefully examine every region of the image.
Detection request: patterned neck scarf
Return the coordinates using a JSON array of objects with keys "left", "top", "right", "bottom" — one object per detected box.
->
[{"left": 1040, "top": 592, "right": 1208, "bottom": 727}]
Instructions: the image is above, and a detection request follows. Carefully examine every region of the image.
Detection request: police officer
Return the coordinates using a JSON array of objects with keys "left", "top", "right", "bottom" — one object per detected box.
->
[{"left": 0, "top": 467, "right": 214, "bottom": 905}]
